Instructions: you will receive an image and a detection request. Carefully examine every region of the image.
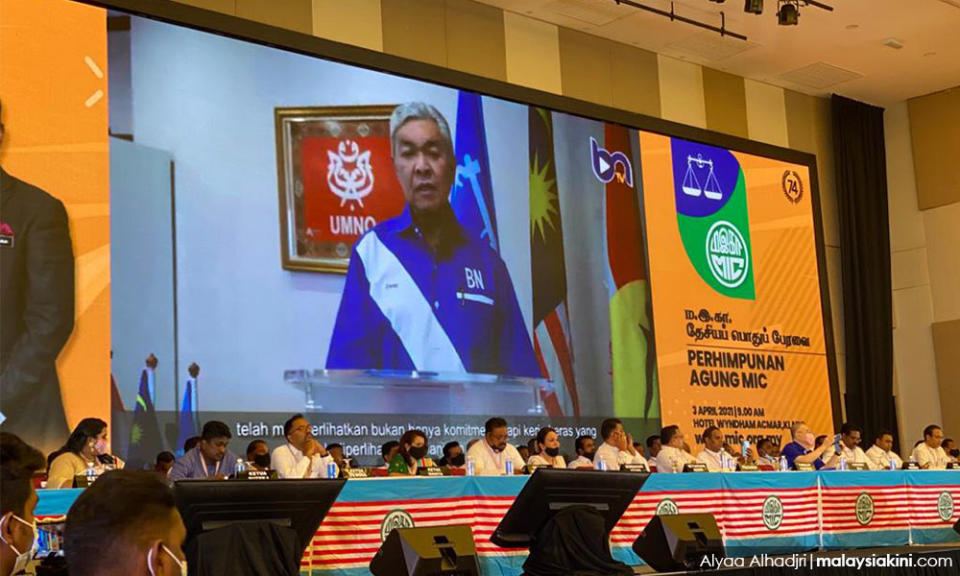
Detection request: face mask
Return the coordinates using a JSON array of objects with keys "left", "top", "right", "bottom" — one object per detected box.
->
[
  {"left": 94, "top": 439, "right": 109, "bottom": 455},
  {"left": 544, "top": 447, "right": 560, "bottom": 458},
  {"left": 0, "top": 514, "right": 36, "bottom": 575},
  {"left": 449, "top": 454, "right": 465, "bottom": 467},
  {"left": 148, "top": 544, "right": 187, "bottom": 576},
  {"left": 253, "top": 454, "right": 271, "bottom": 469},
  {"left": 408, "top": 446, "right": 428, "bottom": 460},
  {"left": 950, "top": 449, "right": 960, "bottom": 459}
]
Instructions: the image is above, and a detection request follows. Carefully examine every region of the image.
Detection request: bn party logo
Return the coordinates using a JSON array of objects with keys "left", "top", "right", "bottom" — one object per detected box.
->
[{"left": 671, "top": 138, "right": 755, "bottom": 300}]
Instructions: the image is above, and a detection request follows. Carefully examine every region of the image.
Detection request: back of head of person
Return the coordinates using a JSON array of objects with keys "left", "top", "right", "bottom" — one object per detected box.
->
[
  {"left": 380, "top": 441, "right": 400, "bottom": 465},
  {"left": 1, "top": 433, "right": 45, "bottom": 576},
  {"left": 154, "top": 452, "right": 175, "bottom": 476},
  {"left": 66, "top": 470, "right": 186, "bottom": 576}
]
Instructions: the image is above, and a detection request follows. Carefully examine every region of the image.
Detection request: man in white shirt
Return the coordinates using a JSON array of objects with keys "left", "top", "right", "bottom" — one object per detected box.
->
[
  {"left": 655, "top": 425, "right": 697, "bottom": 473},
  {"left": 696, "top": 427, "right": 729, "bottom": 472},
  {"left": 594, "top": 418, "right": 647, "bottom": 471},
  {"left": 756, "top": 438, "right": 778, "bottom": 466},
  {"left": 271, "top": 413, "right": 338, "bottom": 478},
  {"left": 910, "top": 425, "right": 951, "bottom": 469},
  {"left": 837, "top": 423, "right": 876, "bottom": 470},
  {"left": 567, "top": 435, "right": 596, "bottom": 469},
  {"left": 865, "top": 430, "right": 902, "bottom": 470},
  {"left": 465, "top": 417, "right": 525, "bottom": 476}
]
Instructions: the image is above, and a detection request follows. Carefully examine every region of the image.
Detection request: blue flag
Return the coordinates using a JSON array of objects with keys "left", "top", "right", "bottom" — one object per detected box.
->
[
  {"left": 451, "top": 90, "right": 499, "bottom": 251},
  {"left": 176, "top": 378, "right": 198, "bottom": 455},
  {"left": 127, "top": 368, "right": 164, "bottom": 469}
]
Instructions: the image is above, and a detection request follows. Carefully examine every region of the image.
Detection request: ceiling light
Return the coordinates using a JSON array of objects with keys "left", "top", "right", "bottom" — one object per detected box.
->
[
  {"left": 744, "top": 0, "right": 763, "bottom": 14},
  {"left": 777, "top": 0, "right": 799, "bottom": 25}
]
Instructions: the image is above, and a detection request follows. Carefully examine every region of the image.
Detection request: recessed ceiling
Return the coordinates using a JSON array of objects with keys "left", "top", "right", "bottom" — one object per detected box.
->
[{"left": 478, "top": 0, "right": 960, "bottom": 105}]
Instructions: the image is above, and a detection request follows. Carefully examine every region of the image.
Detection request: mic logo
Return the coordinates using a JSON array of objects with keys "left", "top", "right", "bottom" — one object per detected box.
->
[{"left": 590, "top": 137, "right": 633, "bottom": 188}]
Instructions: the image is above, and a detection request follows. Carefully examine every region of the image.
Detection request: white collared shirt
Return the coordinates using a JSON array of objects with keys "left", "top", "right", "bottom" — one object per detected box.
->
[
  {"left": 911, "top": 443, "right": 951, "bottom": 469},
  {"left": 271, "top": 443, "right": 337, "bottom": 479},
  {"left": 865, "top": 445, "right": 902, "bottom": 470},
  {"left": 839, "top": 445, "right": 877, "bottom": 470},
  {"left": 593, "top": 441, "right": 647, "bottom": 471},
  {"left": 567, "top": 455, "right": 593, "bottom": 469},
  {"left": 527, "top": 453, "right": 566, "bottom": 469},
  {"left": 656, "top": 445, "right": 697, "bottom": 473},
  {"left": 696, "top": 448, "right": 726, "bottom": 472},
  {"left": 465, "top": 439, "right": 525, "bottom": 476}
]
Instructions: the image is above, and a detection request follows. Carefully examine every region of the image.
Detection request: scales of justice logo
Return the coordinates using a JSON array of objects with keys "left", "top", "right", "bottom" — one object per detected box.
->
[
  {"left": 327, "top": 139, "right": 375, "bottom": 211},
  {"left": 671, "top": 139, "right": 755, "bottom": 300}
]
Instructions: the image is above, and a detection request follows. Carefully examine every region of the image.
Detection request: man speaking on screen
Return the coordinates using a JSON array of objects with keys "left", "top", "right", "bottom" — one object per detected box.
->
[{"left": 327, "top": 102, "right": 538, "bottom": 377}]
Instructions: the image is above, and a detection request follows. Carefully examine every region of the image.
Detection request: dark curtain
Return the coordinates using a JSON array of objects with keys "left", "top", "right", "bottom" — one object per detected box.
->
[{"left": 831, "top": 95, "right": 895, "bottom": 443}]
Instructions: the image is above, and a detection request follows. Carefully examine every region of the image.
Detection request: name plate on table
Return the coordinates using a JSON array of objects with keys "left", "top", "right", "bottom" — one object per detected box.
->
[
  {"left": 417, "top": 466, "right": 445, "bottom": 477},
  {"left": 73, "top": 475, "right": 95, "bottom": 488},
  {"left": 847, "top": 462, "right": 869, "bottom": 471},
  {"left": 683, "top": 463, "right": 708, "bottom": 473},
  {"left": 902, "top": 461, "right": 920, "bottom": 470},
  {"left": 346, "top": 468, "right": 369, "bottom": 479},
  {"left": 737, "top": 463, "right": 759, "bottom": 471},
  {"left": 794, "top": 463, "right": 815, "bottom": 471},
  {"left": 234, "top": 470, "right": 278, "bottom": 480},
  {"left": 621, "top": 463, "right": 648, "bottom": 473}
]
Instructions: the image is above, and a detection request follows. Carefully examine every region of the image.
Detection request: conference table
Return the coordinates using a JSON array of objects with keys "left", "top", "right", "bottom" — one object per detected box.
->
[{"left": 36, "top": 470, "right": 960, "bottom": 575}]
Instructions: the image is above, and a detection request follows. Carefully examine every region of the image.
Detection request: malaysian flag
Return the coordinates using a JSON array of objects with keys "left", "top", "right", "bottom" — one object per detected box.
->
[{"left": 529, "top": 107, "right": 578, "bottom": 417}]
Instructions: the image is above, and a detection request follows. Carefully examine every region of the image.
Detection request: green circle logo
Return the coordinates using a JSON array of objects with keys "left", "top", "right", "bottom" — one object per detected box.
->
[
  {"left": 762, "top": 496, "right": 783, "bottom": 530},
  {"left": 656, "top": 498, "right": 679, "bottom": 516},
  {"left": 938, "top": 492, "right": 954, "bottom": 522},
  {"left": 380, "top": 509, "right": 415, "bottom": 542},
  {"left": 855, "top": 492, "right": 874, "bottom": 526},
  {"left": 705, "top": 220, "right": 749, "bottom": 288}
]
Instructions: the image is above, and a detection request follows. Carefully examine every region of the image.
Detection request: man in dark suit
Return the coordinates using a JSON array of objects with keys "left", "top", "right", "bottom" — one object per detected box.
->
[{"left": 0, "top": 100, "right": 74, "bottom": 450}]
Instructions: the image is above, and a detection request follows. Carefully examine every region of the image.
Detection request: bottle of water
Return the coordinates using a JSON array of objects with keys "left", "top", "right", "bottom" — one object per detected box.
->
[
  {"left": 889, "top": 457, "right": 897, "bottom": 471},
  {"left": 596, "top": 459, "right": 608, "bottom": 471},
  {"left": 504, "top": 460, "right": 514, "bottom": 476},
  {"left": 466, "top": 457, "right": 476, "bottom": 476},
  {"left": 235, "top": 458, "right": 246, "bottom": 474},
  {"left": 326, "top": 462, "right": 337, "bottom": 479},
  {"left": 720, "top": 451, "right": 728, "bottom": 472},
  {"left": 741, "top": 440, "right": 750, "bottom": 460},
  {"left": 838, "top": 452, "right": 847, "bottom": 471},
  {"left": 779, "top": 455, "right": 788, "bottom": 471},
  {"left": 86, "top": 460, "right": 96, "bottom": 483}
]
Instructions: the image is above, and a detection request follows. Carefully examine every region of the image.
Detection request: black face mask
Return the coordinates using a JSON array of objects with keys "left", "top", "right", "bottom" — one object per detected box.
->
[
  {"left": 544, "top": 447, "right": 560, "bottom": 457},
  {"left": 449, "top": 453, "right": 466, "bottom": 467},
  {"left": 950, "top": 449, "right": 960, "bottom": 459},
  {"left": 253, "top": 454, "right": 271, "bottom": 469},
  {"left": 409, "top": 446, "right": 428, "bottom": 460},
  {"left": 582, "top": 450, "right": 596, "bottom": 460}
]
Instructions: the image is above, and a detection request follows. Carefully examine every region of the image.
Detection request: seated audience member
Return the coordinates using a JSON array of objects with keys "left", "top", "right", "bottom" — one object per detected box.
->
[
  {"left": 517, "top": 445, "right": 530, "bottom": 462},
  {"left": 389, "top": 430, "right": 435, "bottom": 476},
  {"left": 645, "top": 435, "right": 662, "bottom": 460},
  {"left": 942, "top": 438, "right": 958, "bottom": 462},
  {"left": 327, "top": 443, "right": 348, "bottom": 470},
  {"left": 65, "top": 470, "right": 186, "bottom": 576},
  {"left": 865, "top": 431, "right": 902, "bottom": 470},
  {"left": 781, "top": 422, "right": 837, "bottom": 470},
  {"left": 48, "top": 418, "right": 124, "bottom": 489},
  {"left": 567, "top": 435, "right": 596, "bottom": 469},
  {"left": 438, "top": 441, "right": 464, "bottom": 468},
  {"left": 465, "top": 417, "right": 525, "bottom": 476},
  {"left": 271, "top": 414, "right": 337, "bottom": 479},
  {"left": 527, "top": 438, "right": 539, "bottom": 457},
  {"left": 838, "top": 423, "right": 875, "bottom": 469},
  {"left": 380, "top": 441, "right": 400, "bottom": 468},
  {"left": 154, "top": 452, "right": 175, "bottom": 476},
  {"left": 527, "top": 427, "right": 566, "bottom": 469},
  {"left": 1, "top": 433, "right": 45, "bottom": 576},
  {"left": 655, "top": 425, "right": 696, "bottom": 473},
  {"left": 245, "top": 440, "right": 270, "bottom": 471},
  {"left": 595, "top": 418, "right": 647, "bottom": 471},
  {"left": 465, "top": 438, "right": 480, "bottom": 452},
  {"left": 696, "top": 427, "right": 728, "bottom": 472},
  {"left": 169, "top": 420, "right": 239, "bottom": 480},
  {"left": 911, "top": 425, "right": 950, "bottom": 469},
  {"left": 756, "top": 438, "right": 778, "bottom": 465},
  {"left": 182, "top": 436, "right": 200, "bottom": 454}
]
